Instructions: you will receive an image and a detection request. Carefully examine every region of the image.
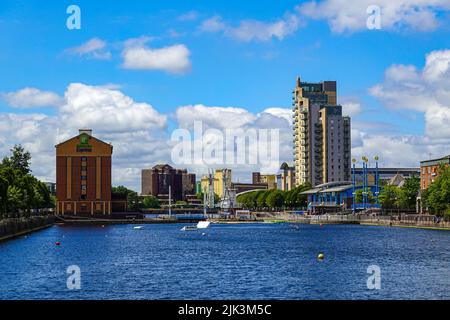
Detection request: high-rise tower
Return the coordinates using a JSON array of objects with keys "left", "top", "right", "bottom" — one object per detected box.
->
[{"left": 292, "top": 77, "right": 351, "bottom": 187}]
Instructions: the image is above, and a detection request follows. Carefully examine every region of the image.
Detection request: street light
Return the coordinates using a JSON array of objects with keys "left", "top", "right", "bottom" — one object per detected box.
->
[
  {"left": 352, "top": 158, "right": 357, "bottom": 213},
  {"left": 374, "top": 156, "right": 380, "bottom": 206}
]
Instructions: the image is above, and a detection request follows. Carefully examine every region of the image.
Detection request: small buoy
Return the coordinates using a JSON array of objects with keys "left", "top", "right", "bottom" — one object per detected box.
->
[
  {"left": 320, "top": 224, "right": 323, "bottom": 227},
  {"left": 202, "top": 232, "right": 206, "bottom": 236},
  {"left": 55, "top": 241, "right": 61, "bottom": 246},
  {"left": 317, "top": 253, "right": 324, "bottom": 260}
]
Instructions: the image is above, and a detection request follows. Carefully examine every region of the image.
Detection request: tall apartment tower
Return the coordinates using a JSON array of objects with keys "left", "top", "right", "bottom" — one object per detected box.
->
[{"left": 292, "top": 77, "right": 351, "bottom": 187}]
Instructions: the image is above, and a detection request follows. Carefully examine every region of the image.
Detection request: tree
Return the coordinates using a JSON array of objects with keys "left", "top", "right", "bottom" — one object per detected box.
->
[
  {"left": 423, "top": 166, "right": 450, "bottom": 215},
  {"left": 378, "top": 185, "right": 400, "bottom": 209},
  {"left": 111, "top": 185, "right": 132, "bottom": 197},
  {"left": 1, "top": 145, "right": 32, "bottom": 175},
  {"left": 112, "top": 185, "right": 139, "bottom": 211},
  {"left": 127, "top": 191, "right": 140, "bottom": 211},
  {"left": 256, "top": 190, "right": 271, "bottom": 209},
  {"left": 0, "top": 175, "right": 8, "bottom": 217},
  {"left": 141, "top": 195, "right": 160, "bottom": 208},
  {"left": 266, "top": 190, "right": 284, "bottom": 210},
  {"left": 7, "top": 185, "right": 23, "bottom": 215},
  {"left": 397, "top": 175, "right": 420, "bottom": 209}
]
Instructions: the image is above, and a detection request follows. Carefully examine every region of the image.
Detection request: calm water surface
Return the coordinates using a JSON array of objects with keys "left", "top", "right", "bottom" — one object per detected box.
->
[{"left": 0, "top": 223, "right": 449, "bottom": 299}]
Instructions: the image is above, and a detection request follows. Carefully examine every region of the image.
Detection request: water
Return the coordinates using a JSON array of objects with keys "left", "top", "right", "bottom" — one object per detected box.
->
[{"left": 0, "top": 223, "right": 449, "bottom": 300}]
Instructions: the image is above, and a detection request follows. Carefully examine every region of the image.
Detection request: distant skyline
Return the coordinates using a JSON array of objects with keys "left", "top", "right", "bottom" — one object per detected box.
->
[{"left": 0, "top": 0, "right": 449, "bottom": 190}]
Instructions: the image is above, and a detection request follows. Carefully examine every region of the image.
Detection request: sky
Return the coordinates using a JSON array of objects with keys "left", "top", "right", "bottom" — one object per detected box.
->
[{"left": 0, "top": 0, "right": 449, "bottom": 191}]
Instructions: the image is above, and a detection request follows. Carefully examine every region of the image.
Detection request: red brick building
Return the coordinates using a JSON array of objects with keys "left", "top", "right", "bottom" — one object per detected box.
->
[
  {"left": 420, "top": 155, "right": 450, "bottom": 189},
  {"left": 56, "top": 129, "right": 125, "bottom": 215}
]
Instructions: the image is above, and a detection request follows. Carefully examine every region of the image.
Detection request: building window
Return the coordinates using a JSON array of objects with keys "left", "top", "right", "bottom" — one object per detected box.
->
[
  {"left": 81, "top": 157, "right": 87, "bottom": 161},
  {"left": 81, "top": 175, "right": 87, "bottom": 180}
]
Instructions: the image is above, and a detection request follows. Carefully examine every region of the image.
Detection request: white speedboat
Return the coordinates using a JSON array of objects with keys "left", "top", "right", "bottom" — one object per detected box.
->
[
  {"left": 133, "top": 226, "right": 143, "bottom": 230},
  {"left": 181, "top": 221, "right": 211, "bottom": 231},
  {"left": 196, "top": 221, "right": 211, "bottom": 229}
]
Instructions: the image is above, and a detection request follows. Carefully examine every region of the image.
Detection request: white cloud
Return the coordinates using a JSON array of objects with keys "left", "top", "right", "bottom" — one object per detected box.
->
[
  {"left": 351, "top": 49, "right": 450, "bottom": 167},
  {"left": 0, "top": 84, "right": 169, "bottom": 189},
  {"left": 66, "top": 38, "right": 112, "bottom": 60},
  {"left": 369, "top": 49, "right": 450, "bottom": 139},
  {"left": 199, "top": 15, "right": 226, "bottom": 33},
  {"left": 341, "top": 101, "right": 362, "bottom": 117},
  {"left": 174, "top": 104, "right": 293, "bottom": 179},
  {"left": 122, "top": 43, "right": 191, "bottom": 74},
  {"left": 2, "top": 87, "right": 63, "bottom": 108},
  {"left": 60, "top": 83, "right": 167, "bottom": 133},
  {"left": 227, "top": 13, "right": 302, "bottom": 42},
  {"left": 260, "top": 107, "right": 293, "bottom": 124},
  {"left": 175, "top": 104, "right": 256, "bottom": 129},
  {"left": 298, "top": 0, "right": 449, "bottom": 33},
  {"left": 199, "top": 12, "right": 303, "bottom": 42},
  {"left": 0, "top": 86, "right": 294, "bottom": 189},
  {"left": 178, "top": 11, "right": 199, "bottom": 22}
]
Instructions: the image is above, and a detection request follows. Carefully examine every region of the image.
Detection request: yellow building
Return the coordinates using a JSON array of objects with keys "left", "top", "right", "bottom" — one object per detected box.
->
[
  {"left": 200, "top": 169, "right": 232, "bottom": 198},
  {"left": 260, "top": 174, "right": 277, "bottom": 189}
]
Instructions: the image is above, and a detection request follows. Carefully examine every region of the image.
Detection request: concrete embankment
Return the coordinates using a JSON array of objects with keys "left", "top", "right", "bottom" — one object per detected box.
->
[
  {"left": 0, "top": 216, "right": 55, "bottom": 242},
  {"left": 269, "top": 213, "right": 450, "bottom": 231}
]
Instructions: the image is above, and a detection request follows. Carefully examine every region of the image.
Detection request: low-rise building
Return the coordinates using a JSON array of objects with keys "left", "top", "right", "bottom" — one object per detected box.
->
[
  {"left": 141, "top": 164, "right": 196, "bottom": 201},
  {"left": 301, "top": 181, "right": 380, "bottom": 214},
  {"left": 232, "top": 182, "right": 268, "bottom": 194},
  {"left": 353, "top": 167, "right": 419, "bottom": 186},
  {"left": 420, "top": 155, "right": 450, "bottom": 189},
  {"left": 252, "top": 172, "right": 277, "bottom": 189}
]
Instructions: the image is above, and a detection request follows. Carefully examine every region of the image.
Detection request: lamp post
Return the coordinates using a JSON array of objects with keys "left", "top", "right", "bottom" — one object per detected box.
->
[
  {"left": 352, "top": 158, "right": 356, "bottom": 213},
  {"left": 374, "top": 156, "right": 379, "bottom": 205},
  {"left": 362, "top": 156, "right": 368, "bottom": 210}
]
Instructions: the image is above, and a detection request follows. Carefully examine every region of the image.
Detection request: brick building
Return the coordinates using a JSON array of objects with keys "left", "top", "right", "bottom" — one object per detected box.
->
[
  {"left": 141, "top": 164, "right": 196, "bottom": 201},
  {"left": 55, "top": 129, "right": 126, "bottom": 215},
  {"left": 420, "top": 155, "right": 450, "bottom": 189}
]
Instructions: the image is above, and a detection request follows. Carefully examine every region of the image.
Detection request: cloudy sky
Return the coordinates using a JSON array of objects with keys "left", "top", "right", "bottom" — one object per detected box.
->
[{"left": 0, "top": 0, "right": 449, "bottom": 191}]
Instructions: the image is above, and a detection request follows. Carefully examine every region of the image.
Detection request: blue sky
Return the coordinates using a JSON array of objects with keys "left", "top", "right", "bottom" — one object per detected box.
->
[{"left": 0, "top": 0, "right": 449, "bottom": 188}]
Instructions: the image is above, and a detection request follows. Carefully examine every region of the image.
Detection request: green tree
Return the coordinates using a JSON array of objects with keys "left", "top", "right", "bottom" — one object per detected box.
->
[
  {"left": 7, "top": 185, "right": 23, "bottom": 215},
  {"left": 423, "top": 166, "right": 450, "bottom": 215},
  {"left": 141, "top": 195, "right": 160, "bottom": 208},
  {"left": 0, "top": 175, "right": 8, "bottom": 217},
  {"left": 378, "top": 185, "right": 400, "bottom": 209},
  {"left": 397, "top": 175, "right": 420, "bottom": 209},
  {"left": 127, "top": 191, "right": 140, "bottom": 211},
  {"left": 1, "top": 145, "right": 32, "bottom": 175},
  {"left": 266, "top": 190, "right": 284, "bottom": 210},
  {"left": 112, "top": 185, "right": 139, "bottom": 211},
  {"left": 256, "top": 190, "right": 271, "bottom": 209},
  {"left": 354, "top": 189, "right": 376, "bottom": 204}
]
